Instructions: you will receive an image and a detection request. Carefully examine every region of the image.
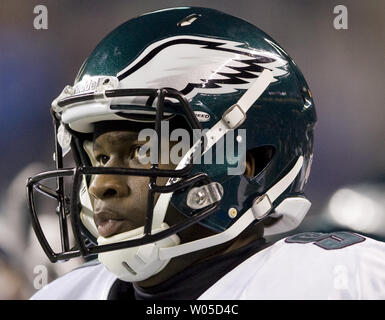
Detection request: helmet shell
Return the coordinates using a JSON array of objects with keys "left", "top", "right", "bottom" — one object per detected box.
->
[{"left": 73, "top": 7, "right": 316, "bottom": 232}]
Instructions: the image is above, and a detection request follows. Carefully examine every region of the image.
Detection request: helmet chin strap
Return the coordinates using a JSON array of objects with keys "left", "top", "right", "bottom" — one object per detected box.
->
[
  {"left": 81, "top": 70, "right": 310, "bottom": 282},
  {"left": 263, "top": 197, "right": 311, "bottom": 236},
  {"left": 94, "top": 70, "right": 305, "bottom": 283},
  {"left": 158, "top": 155, "right": 305, "bottom": 260},
  {"left": 96, "top": 155, "right": 305, "bottom": 282}
]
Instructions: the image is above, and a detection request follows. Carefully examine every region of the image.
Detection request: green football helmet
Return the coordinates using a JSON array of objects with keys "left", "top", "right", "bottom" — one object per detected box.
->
[{"left": 27, "top": 7, "right": 316, "bottom": 281}]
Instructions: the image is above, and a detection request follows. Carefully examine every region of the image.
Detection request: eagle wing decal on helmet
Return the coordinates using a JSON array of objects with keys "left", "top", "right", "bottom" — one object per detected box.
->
[{"left": 117, "top": 35, "right": 288, "bottom": 100}]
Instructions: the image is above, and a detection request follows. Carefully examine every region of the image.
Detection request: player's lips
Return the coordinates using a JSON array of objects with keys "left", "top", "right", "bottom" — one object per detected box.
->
[{"left": 94, "top": 210, "right": 130, "bottom": 238}]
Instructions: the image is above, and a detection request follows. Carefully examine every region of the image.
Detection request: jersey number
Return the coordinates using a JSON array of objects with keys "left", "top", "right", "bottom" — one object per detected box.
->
[{"left": 285, "top": 231, "right": 365, "bottom": 250}]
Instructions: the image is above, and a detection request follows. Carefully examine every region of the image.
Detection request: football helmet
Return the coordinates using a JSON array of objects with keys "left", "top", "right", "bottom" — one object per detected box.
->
[{"left": 27, "top": 7, "right": 316, "bottom": 281}]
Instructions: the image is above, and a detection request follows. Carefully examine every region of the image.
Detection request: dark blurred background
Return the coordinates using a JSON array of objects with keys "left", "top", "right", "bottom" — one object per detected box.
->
[{"left": 0, "top": 0, "right": 384, "bottom": 298}]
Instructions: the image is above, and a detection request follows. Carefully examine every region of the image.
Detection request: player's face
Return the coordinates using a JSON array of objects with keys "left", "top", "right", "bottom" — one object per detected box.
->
[{"left": 88, "top": 130, "right": 175, "bottom": 238}]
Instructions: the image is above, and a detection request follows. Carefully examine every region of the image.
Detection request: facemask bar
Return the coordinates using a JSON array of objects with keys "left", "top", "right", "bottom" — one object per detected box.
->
[
  {"left": 71, "top": 168, "right": 219, "bottom": 256},
  {"left": 27, "top": 87, "right": 219, "bottom": 263}
]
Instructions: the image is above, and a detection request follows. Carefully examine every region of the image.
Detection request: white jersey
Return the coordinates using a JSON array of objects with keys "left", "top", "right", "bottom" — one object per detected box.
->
[{"left": 31, "top": 232, "right": 385, "bottom": 300}]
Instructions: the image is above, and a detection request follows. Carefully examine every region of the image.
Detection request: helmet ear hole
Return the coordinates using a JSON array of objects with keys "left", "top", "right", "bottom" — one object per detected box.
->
[{"left": 245, "top": 145, "right": 275, "bottom": 179}]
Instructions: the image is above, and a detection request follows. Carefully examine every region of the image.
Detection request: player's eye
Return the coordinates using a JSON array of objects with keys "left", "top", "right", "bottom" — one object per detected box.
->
[
  {"left": 133, "top": 145, "right": 141, "bottom": 158},
  {"left": 96, "top": 154, "right": 110, "bottom": 165},
  {"left": 132, "top": 145, "right": 142, "bottom": 158},
  {"left": 131, "top": 145, "right": 149, "bottom": 161}
]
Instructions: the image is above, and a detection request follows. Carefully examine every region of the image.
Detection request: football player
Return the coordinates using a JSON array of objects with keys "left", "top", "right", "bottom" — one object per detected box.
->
[{"left": 28, "top": 7, "right": 385, "bottom": 299}]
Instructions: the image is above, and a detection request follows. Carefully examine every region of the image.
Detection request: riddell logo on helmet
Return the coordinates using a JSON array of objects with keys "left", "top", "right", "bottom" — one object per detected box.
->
[
  {"left": 194, "top": 111, "right": 210, "bottom": 122},
  {"left": 136, "top": 121, "right": 246, "bottom": 175},
  {"left": 73, "top": 78, "right": 99, "bottom": 94}
]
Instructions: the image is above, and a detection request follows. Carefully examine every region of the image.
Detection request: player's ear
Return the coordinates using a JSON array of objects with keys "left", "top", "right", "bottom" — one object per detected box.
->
[
  {"left": 244, "top": 146, "right": 275, "bottom": 179},
  {"left": 244, "top": 151, "right": 256, "bottom": 178}
]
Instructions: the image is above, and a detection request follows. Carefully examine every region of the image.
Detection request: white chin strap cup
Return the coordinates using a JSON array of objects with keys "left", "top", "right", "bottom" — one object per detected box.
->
[{"left": 97, "top": 223, "right": 180, "bottom": 282}]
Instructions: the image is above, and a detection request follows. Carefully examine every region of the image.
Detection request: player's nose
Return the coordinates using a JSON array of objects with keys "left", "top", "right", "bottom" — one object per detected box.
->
[{"left": 89, "top": 174, "right": 130, "bottom": 200}]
